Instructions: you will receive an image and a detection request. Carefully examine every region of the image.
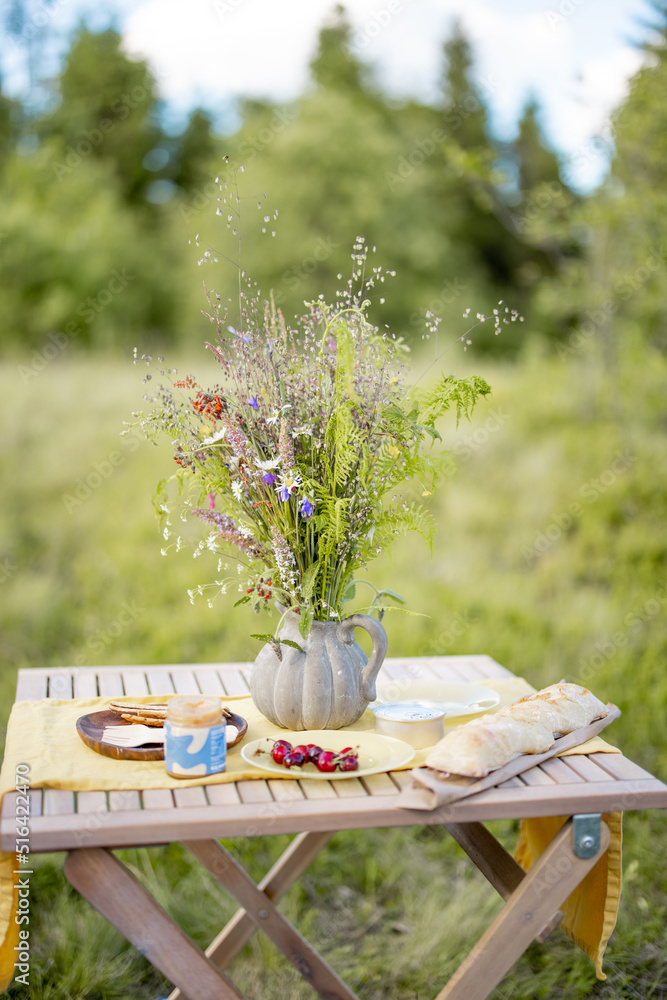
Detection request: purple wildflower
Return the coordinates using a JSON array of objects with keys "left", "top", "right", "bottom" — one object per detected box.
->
[
  {"left": 262, "top": 472, "right": 277, "bottom": 486},
  {"left": 193, "top": 508, "right": 269, "bottom": 562},
  {"left": 248, "top": 396, "right": 259, "bottom": 410},
  {"left": 278, "top": 418, "right": 295, "bottom": 470},
  {"left": 225, "top": 418, "right": 253, "bottom": 464},
  {"left": 270, "top": 525, "right": 296, "bottom": 588},
  {"left": 277, "top": 485, "right": 290, "bottom": 502},
  {"left": 300, "top": 496, "right": 314, "bottom": 519}
]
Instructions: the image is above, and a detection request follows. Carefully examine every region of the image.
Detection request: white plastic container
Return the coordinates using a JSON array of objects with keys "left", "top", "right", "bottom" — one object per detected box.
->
[
  {"left": 372, "top": 702, "right": 445, "bottom": 749},
  {"left": 164, "top": 695, "right": 226, "bottom": 778}
]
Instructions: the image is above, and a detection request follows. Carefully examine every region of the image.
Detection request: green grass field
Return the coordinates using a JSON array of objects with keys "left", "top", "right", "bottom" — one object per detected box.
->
[{"left": 1, "top": 341, "right": 666, "bottom": 999}]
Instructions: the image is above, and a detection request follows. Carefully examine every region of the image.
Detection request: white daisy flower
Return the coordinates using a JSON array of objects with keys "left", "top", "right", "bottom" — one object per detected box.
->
[
  {"left": 202, "top": 427, "right": 227, "bottom": 445},
  {"left": 255, "top": 456, "right": 281, "bottom": 471},
  {"left": 274, "top": 473, "right": 303, "bottom": 501},
  {"left": 231, "top": 480, "right": 244, "bottom": 501}
]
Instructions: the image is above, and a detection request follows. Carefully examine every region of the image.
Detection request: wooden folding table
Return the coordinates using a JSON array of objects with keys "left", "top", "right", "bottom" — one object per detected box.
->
[{"left": 3, "top": 655, "right": 667, "bottom": 1000}]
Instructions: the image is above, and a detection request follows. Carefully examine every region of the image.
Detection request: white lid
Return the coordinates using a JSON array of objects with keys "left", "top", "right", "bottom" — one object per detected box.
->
[{"left": 372, "top": 702, "right": 446, "bottom": 722}]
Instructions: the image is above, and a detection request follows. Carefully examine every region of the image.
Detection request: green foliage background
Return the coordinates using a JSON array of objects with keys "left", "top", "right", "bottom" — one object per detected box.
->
[{"left": 0, "top": 5, "right": 666, "bottom": 999}]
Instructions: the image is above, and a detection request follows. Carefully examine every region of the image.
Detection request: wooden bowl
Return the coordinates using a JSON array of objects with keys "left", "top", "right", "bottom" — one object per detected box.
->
[{"left": 76, "top": 709, "right": 249, "bottom": 761}]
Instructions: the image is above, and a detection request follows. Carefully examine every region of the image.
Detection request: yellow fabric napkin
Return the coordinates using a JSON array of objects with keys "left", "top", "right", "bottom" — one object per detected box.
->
[
  {"left": 476, "top": 679, "right": 622, "bottom": 980},
  {"left": 0, "top": 678, "right": 622, "bottom": 991},
  {"left": 515, "top": 812, "right": 623, "bottom": 980}
]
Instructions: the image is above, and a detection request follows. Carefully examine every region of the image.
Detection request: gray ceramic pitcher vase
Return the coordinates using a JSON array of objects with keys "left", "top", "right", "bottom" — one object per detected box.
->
[{"left": 249, "top": 607, "right": 388, "bottom": 730}]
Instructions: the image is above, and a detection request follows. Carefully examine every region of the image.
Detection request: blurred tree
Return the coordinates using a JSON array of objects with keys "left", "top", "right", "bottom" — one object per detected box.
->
[
  {"left": 310, "top": 3, "right": 369, "bottom": 94},
  {"left": 535, "top": 5, "right": 667, "bottom": 374},
  {"left": 514, "top": 99, "right": 562, "bottom": 194},
  {"left": 169, "top": 107, "right": 220, "bottom": 192},
  {"left": 430, "top": 26, "right": 548, "bottom": 347},
  {"left": 441, "top": 22, "right": 488, "bottom": 151},
  {"left": 210, "top": 7, "right": 458, "bottom": 341},
  {"left": 0, "top": 141, "right": 190, "bottom": 351},
  {"left": 0, "top": 88, "right": 23, "bottom": 166},
  {"left": 38, "top": 27, "right": 162, "bottom": 206}
]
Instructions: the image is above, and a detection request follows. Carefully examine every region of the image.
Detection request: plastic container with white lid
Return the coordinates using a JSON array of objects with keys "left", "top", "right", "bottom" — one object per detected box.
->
[
  {"left": 372, "top": 702, "right": 445, "bottom": 748},
  {"left": 165, "top": 695, "right": 226, "bottom": 778}
]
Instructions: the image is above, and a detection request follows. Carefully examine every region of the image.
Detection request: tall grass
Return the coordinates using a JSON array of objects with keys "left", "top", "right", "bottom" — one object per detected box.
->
[{"left": 1, "top": 342, "right": 666, "bottom": 999}]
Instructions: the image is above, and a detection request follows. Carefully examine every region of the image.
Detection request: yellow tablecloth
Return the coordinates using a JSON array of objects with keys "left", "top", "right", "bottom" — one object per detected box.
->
[{"left": 0, "top": 677, "right": 622, "bottom": 991}]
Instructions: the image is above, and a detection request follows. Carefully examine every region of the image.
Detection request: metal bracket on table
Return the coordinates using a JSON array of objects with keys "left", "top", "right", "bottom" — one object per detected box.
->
[{"left": 572, "top": 813, "right": 602, "bottom": 859}]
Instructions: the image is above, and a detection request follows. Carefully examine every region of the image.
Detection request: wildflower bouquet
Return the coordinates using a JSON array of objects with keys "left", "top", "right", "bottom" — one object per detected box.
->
[{"left": 137, "top": 241, "right": 496, "bottom": 641}]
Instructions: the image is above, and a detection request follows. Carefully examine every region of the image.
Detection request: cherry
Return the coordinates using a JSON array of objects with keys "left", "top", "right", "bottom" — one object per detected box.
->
[
  {"left": 274, "top": 740, "right": 292, "bottom": 752},
  {"left": 271, "top": 744, "right": 290, "bottom": 764},
  {"left": 306, "top": 744, "right": 323, "bottom": 763},
  {"left": 292, "top": 744, "right": 309, "bottom": 756},
  {"left": 283, "top": 749, "right": 306, "bottom": 768},
  {"left": 338, "top": 755, "right": 359, "bottom": 772},
  {"left": 316, "top": 751, "right": 337, "bottom": 773}
]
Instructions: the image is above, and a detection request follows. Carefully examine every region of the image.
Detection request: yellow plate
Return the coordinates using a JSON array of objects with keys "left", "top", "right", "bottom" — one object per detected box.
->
[
  {"left": 241, "top": 730, "right": 415, "bottom": 779},
  {"left": 375, "top": 679, "right": 500, "bottom": 717}
]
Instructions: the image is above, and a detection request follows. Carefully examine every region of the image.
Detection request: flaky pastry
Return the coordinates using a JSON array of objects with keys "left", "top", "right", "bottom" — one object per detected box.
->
[{"left": 424, "top": 680, "right": 608, "bottom": 777}]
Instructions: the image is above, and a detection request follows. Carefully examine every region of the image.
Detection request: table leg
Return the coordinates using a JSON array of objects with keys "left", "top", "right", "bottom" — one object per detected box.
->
[
  {"left": 443, "top": 821, "right": 563, "bottom": 941},
  {"left": 64, "top": 848, "right": 244, "bottom": 1000},
  {"left": 185, "top": 837, "right": 360, "bottom": 1000},
  {"left": 168, "top": 831, "right": 333, "bottom": 1000},
  {"left": 435, "top": 818, "right": 611, "bottom": 1000}
]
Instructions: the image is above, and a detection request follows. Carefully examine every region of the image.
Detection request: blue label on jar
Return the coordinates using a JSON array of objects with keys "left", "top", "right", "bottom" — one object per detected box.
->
[{"left": 165, "top": 721, "right": 226, "bottom": 777}]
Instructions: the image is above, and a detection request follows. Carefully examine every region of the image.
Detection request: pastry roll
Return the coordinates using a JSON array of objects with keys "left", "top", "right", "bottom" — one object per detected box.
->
[
  {"left": 424, "top": 680, "right": 607, "bottom": 777},
  {"left": 424, "top": 714, "right": 554, "bottom": 778},
  {"left": 497, "top": 681, "right": 607, "bottom": 736}
]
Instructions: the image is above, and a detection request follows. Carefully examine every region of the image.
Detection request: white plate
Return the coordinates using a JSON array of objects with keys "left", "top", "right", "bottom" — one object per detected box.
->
[
  {"left": 240, "top": 730, "right": 415, "bottom": 779},
  {"left": 374, "top": 680, "right": 500, "bottom": 718}
]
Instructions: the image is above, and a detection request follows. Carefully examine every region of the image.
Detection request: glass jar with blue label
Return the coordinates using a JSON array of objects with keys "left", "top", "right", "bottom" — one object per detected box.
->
[{"left": 165, "top": 695, "right": 226, "bottom": 778}]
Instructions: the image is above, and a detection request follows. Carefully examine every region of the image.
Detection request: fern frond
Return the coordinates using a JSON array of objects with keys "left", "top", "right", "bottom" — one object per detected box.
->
[
  {"left": 418, "top": 373, "right": 492, "bottom": 428},
  {"left": 374, "top": 503, "right": 437, "bottom": 554}
]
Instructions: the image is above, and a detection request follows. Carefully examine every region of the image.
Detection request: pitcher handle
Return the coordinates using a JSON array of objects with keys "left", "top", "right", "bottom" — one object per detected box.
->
[{"left": 337, "top": 614, "right": 388, "bottom": 701}]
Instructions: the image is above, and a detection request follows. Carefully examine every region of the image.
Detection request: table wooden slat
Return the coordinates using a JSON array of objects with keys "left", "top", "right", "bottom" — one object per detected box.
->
[
  {"left": 147, "top": 671, "right": 175, "bottom": 696},
  {"left": 43, "top": 789, "right": 75, "bottom": 816},
  {"left": 588, "top": 752, "right": 657, "bottom": 782},
  {"left": 77, "top": 791, "right": 108, "bottom": 814},
  {"left": 496, "top": 777, "right": 524, "bottom": 789},
  {"left": 236, "top": 780, "right": 274, "bottom": 803},
  {"left": 29, "top": 789, "right": 43, "bottom": 817},
  {"left": 428, "top": 661, "right": 480, "bottom": 682},
  {"left": 361, "top": 772, "right": 401, "bottom": 796},
  {"left": 389, "top": 770, "right": 414, "bottom": 791},
  {"left": 14, "top": 670, "right": 48, "bottom": 701},
  {"left": 519, "top": 766, "right": 557, "bottom": 787},
  {"left": 218, "top": 669, "right": 251, "bottom": 697},
  {"left": 173, "top": 786, "right": 209, "bottom": 809},
  {"left": 98, "top": 672, "right": 125, "bottom": 698},
  {"left": 49, "top": 673, "right": 73, "bottom": 699},
  {"left": 108, "top": 790, "right": 142, "bottom": 812},
  {"left": 451, "top": 659, "right": 489, "bottom": 681},
  {"left": 333, "top": 778, "right": 368, "bottom": 799},
  {"left": 299, "top": 779, "right": 339, "bottom": 800},
  {"left": 73, "top": 671, "right": 99, "bottom": 699},
  {"left": 121, "top": 671, "right": 150, "bottom": 696},
  {"left": 195, "top": 670, "right": 225, "bottom": 696},
  {"left": 267, "top": 780, "right": 307, "bottom": 803},
  {"left": 172, "top": 672, "right": 200, "bottom": 695},
  {"left": 539, "top": 756, "right": 586, "bottom": 783},
  {"left": 143, "top": 789, "right": 175, "bottom": 810},
  {"left": 205, "top": 784, "right": 242, "bottom": 806},
  {"left": 559, "top": 755, "right": 616, "bottom": 783},
  {"left": 464, "top": 656, "right": 515, "bottom": 680}
]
